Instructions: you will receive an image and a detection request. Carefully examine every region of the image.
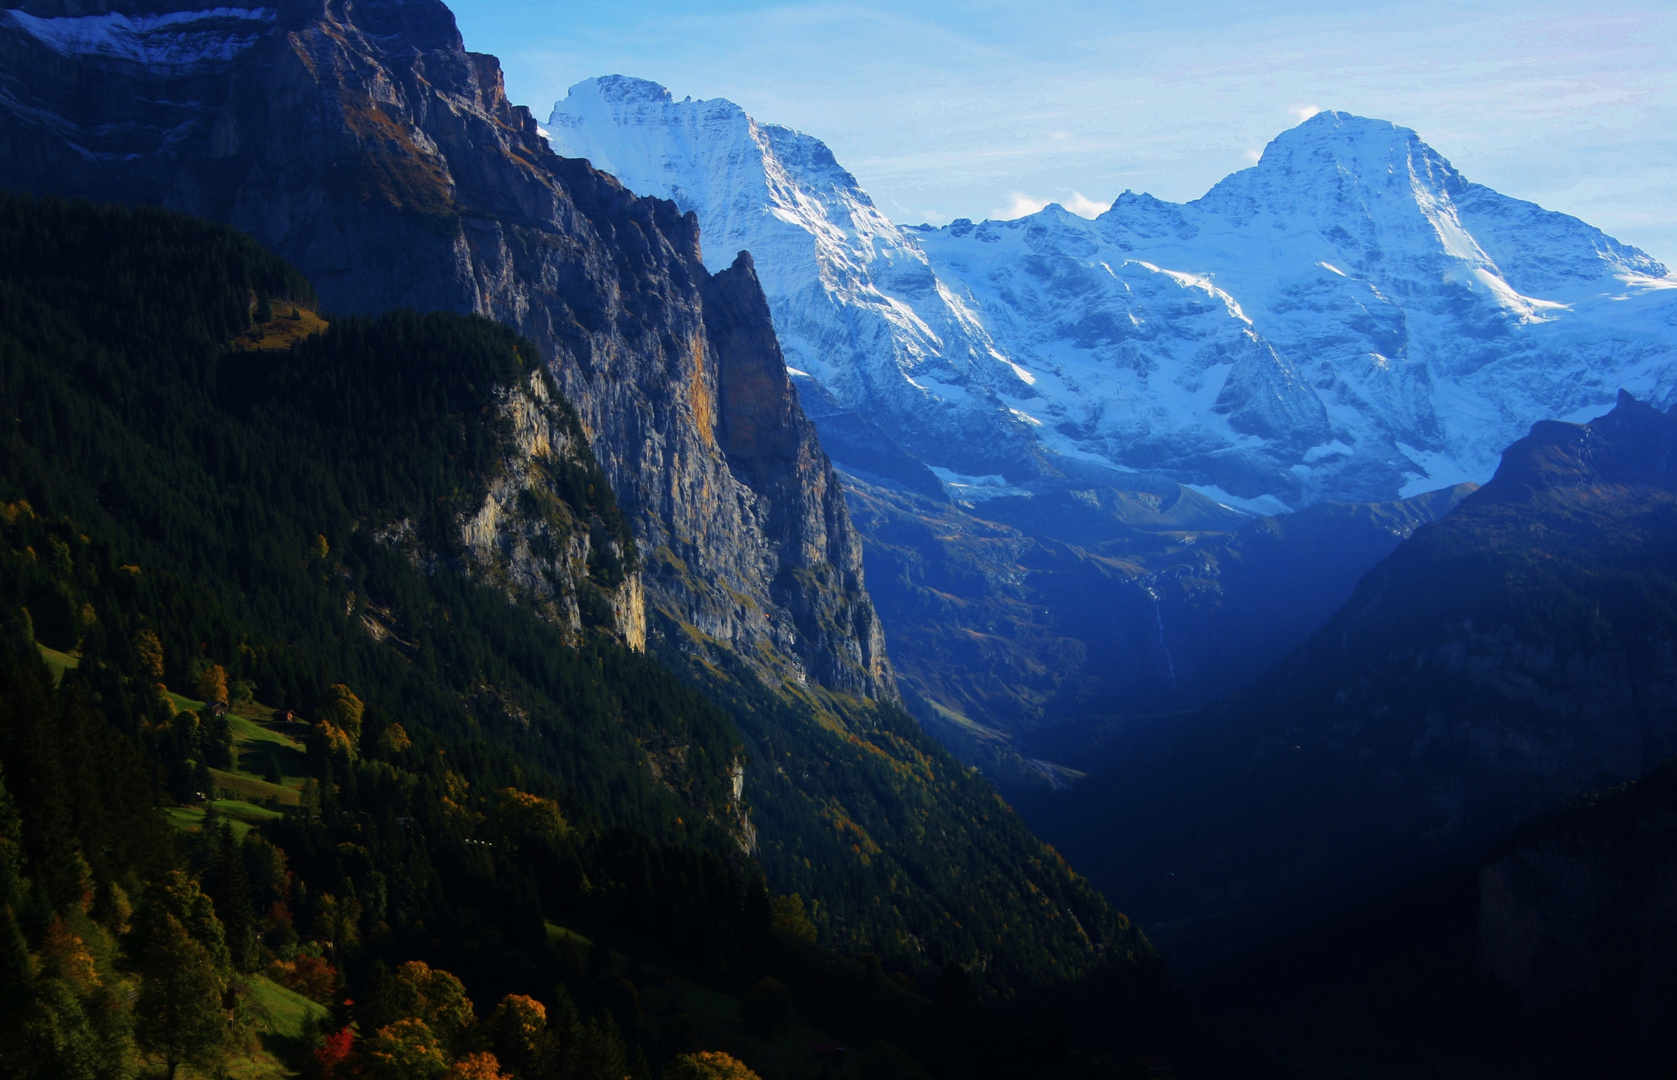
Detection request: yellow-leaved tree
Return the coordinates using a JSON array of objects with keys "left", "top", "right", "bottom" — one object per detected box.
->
[
  {"left": 194, "top": 664, "right": 228, "bottom": 705},
  {"left": 322, "top": 684, "right": 364, "bottom": 744},
  {"left": 665, "top": 1051, "right": 762, "bottom": 1080}
]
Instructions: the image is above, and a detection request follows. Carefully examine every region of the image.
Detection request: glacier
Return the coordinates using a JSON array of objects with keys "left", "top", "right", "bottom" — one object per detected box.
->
[{"left": 549, "top": 79, "right": 1677, "bottom": 510}]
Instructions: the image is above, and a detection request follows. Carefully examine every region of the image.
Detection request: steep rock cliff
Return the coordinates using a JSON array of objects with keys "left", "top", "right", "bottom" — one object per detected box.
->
[
  {"left": 702, "top": 252, "right": 892, "bottom": 700},
  {"left": 0, "top": 0, "right": 892, "bottom": 699}
]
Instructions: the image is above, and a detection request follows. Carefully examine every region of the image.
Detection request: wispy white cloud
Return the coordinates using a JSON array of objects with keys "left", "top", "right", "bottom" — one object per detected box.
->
[
  {"left": 1289, "top": 103, "right": 1322, "bottom": 124},
  {"left": 998, "top": 192, "right": 1050, "bottom": 219},
  {"left": 1065, "top": 191, "right": 1110, "bottom": 218}
]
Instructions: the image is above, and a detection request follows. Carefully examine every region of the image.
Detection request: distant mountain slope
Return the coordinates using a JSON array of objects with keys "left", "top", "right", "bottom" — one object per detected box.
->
[
  {"left": 550, "top": 86, "right": 1677, "bottom": 512},
  {"left": 846, "top": 475, "right": 1474, "bottom": 784},
  {"left": 1481, "top": 754, "right": 1677, "bottom": 1030},
  {"left": 1022, "top": 392, "right": 1677, "bottom": 971}
]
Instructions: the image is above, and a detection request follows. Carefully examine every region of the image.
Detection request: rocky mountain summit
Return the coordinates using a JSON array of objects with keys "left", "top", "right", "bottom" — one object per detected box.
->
[
  {"left": 0, "top": 0, "right": 892, "bottom": 700},
  {"left": 551, "top": 84, "right": 1677, "bottom": 514}
]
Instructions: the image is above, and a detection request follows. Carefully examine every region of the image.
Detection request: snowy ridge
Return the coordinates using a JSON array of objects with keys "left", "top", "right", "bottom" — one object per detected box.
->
[
  {"left": 548, "top": 77, "right": 1041, "bottom": 481},
  {"left": 1, "top": 7, "right": 275, "bottom": 70},
  {"left": 552, "top": 88, "right": 1677, "bottom": 509}
]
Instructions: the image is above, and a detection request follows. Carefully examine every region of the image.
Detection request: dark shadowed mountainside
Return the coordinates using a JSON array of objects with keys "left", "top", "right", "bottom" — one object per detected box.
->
[
  {"left": 844, "top": 472, "right": 1472, "bottom": 786},
  {"left": 1020, "top": 392, "right": 1677, "bottom": 975}
]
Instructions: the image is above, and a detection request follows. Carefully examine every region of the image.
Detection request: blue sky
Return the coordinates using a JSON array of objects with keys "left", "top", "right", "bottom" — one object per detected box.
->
[{"left": 448, "top": 0, "right": 1677, "bottom": 264}]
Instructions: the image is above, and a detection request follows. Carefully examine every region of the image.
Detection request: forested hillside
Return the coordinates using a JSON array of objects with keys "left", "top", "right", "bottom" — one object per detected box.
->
[{"left": 0, "top": 194, "right": 1161, "bottom": 1079}]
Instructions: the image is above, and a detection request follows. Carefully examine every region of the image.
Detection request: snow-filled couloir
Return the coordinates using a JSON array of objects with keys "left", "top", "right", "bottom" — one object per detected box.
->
[{"left": 551, "top": 84, "right": 1677, "bottom": 512}]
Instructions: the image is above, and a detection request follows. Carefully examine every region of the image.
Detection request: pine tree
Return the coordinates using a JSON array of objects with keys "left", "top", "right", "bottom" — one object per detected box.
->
[
  {"left": 568, "top": 1013, "right": 626, "bottom": 1080},
  {"left": 131, "top": 911, "right": 228, "bottom": 1080},
  {"left": 208, "top": 820, "right": 259, "bottom": 973}
]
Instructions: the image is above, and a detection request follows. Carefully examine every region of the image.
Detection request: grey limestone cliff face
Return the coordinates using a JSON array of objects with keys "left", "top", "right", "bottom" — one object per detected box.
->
[
  {"left": 457, "top": 370, "right": 645, "bottom": 648},
  {"left": 0, "top": 0, "right": 893, "bottom": 699}
]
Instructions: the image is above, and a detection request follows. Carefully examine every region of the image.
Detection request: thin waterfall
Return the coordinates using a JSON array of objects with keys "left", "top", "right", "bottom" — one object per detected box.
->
[{"left": 1149, "top": 586, "right": 1177, "bottom": 688}]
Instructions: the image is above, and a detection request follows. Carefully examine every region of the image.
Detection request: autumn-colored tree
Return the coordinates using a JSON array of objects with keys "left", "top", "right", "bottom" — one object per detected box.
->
[
  {"left": 363, "top": 1017, "right": 449, "bottom": 1080},
  {"left": 664, "top": 1051, "right": 763, "bottom": 1080},
  {"left": 314, "top": 1026, "right": 355, "bottom": 1080},
  {"left": 769, "top": 894, "right": 817, "bottom": 942},
  {"left": 389, "top": 960, "right": 477, "bottom": 1057},
  {"left": 312, "top": 721, "right": 357, "bottom": 761},
  {"left": 488, "top": 788, "right": 568, "bottom": 848},
  {"left": 445, "top": 1051, "right": 513, "bottom": 1080},
  {"left": 322, "top": 684, "right": 364, "bottom": 744},
  {"left": 377, "top": 722, "right": 412, "bottom": 756},
  {"left": 132, "top": 629, "right": 165, "bottom": 679},
  {"left": 487, "top": 994, "right": 556, "bottom": 1078},
  {"left": 38, "top": 918, "right": 99, "bottom": 991},
  {"left": 194, "top": 663, "right": 228, "bottom": 705},
  {"left": 268, "top": 950, "right": 336, "bottom": 1004},
  {"left": 10, "top": 913, "right": 136, "bottom": 1080}
]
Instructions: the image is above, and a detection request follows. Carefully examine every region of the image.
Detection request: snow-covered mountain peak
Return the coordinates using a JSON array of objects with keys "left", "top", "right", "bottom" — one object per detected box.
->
[
  {"left": 1253, "top": 110, "right": 1436, "bottom": 175},
  {"left": 584, "top": 74, "right": 676, "bottom": 106},
  {"left": 1184, "top": 110, "right": 1663, "bottom": 290},
  {"left": 548, "top": 79, "right": 1035, "bottom": 479},
  {"left": 1189, "top": 111, "right": 1484, "bottom": 270},
  {"left": 548, "top": 84, "right": 1677, "bottom": 512}
]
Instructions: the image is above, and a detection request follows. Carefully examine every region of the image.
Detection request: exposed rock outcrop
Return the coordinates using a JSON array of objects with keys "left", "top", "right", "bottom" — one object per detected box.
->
[
  {"left": 0, "top": 0, "right": 892, "bottom": 698},
  {"left": 702, "top": 252, "right": 893, "bottom": 700},
  {"left": 456, "top": 369, "right": 644, "bottom": 647}
]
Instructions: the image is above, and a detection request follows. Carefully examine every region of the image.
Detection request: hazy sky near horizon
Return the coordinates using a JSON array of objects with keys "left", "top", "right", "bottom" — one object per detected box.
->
[{"left": 448, "top": 0, "right": 1677, "bottom": 264}]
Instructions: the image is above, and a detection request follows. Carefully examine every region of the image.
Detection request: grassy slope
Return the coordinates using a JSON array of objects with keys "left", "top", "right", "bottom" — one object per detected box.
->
[{"left": 160, "top": 694, "right": 307, "bottom": 836}]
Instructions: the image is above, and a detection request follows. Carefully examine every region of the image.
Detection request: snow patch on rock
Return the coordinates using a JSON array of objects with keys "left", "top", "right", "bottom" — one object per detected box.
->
[{"left": 1, "top": 7, "right": 274, "bottom": 69}]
